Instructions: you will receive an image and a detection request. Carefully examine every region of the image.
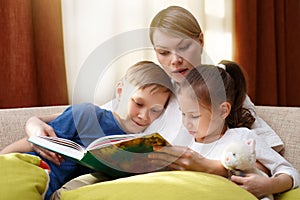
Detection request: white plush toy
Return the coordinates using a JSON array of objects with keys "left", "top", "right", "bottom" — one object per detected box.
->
[{"left": 221, "top": 139, "right": 273, "bottom": 200}]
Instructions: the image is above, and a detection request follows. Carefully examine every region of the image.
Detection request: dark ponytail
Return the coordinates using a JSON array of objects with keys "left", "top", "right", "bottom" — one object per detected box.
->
[
  {"left": 180, "top": 61, "right": 255, "bottom": 129},
  {"left": 218, "top": 60, "right": 255, "bottom": 128}
]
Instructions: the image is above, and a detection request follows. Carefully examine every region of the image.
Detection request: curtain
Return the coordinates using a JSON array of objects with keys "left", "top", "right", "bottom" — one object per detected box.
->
[
  {"left": 0, "top": 0, "right": 68, "bottom": 108},
  {"left": 234, "top": 0, "right": 300, "bottom": 106}
]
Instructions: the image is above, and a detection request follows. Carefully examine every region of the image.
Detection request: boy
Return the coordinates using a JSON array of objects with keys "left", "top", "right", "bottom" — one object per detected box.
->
[{"left": 0, "top": 61, "right": 174, "bottom": 200}]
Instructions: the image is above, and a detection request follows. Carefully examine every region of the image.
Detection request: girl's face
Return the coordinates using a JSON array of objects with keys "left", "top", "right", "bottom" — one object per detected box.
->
[
  {"left": 178, "top": 90, "right": 225, "bottom": 143},
  {"left": 117, "top": 85, "right": 170, "bottom": 134},
  {"left": 152, "top": 29, "right": 203, "bottom": 83}
]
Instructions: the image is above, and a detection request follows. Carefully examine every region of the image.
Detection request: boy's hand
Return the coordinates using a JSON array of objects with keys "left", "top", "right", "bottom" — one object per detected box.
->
[{"left": 26, "top": 116, "right": 64, "bottom": 165}]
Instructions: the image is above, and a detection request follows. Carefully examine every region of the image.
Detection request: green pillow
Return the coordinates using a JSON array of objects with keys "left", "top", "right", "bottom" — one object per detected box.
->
[
  {"left": 61, "top": 171, "right": 256, "bottom": 200},
  {"left": 0, "top": 153, "right": 49, "bottom": 200},
  {"left": 276, "top": 188, "right": 300, "bottom": 200}
]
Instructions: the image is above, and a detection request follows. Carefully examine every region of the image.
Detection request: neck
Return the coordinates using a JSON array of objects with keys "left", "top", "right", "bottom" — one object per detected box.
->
[{"left": 196, "top": 124, "right": 228, "bottom": 143}]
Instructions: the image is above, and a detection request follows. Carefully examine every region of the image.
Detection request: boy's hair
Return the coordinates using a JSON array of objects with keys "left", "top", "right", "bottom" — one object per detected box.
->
[
  {"left": 179, "top": 60, "right": 255, "bottom": 128},
  {"left": 124, "top": 61, "right": 174, "bottom": 107}
]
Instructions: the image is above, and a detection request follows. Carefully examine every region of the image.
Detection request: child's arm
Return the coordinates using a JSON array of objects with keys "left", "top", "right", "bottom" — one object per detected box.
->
[
  {"left": 0, "top": 137, "right": 32, "bottom": 154},
  {"left": 25, "top": 114, "right": 60, "bottom": 137}
]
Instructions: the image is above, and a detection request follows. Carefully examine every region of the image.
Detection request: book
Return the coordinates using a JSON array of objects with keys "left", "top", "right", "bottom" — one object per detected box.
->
[{"left": 28, "top": 132, "right": 170, "bottom": 178}]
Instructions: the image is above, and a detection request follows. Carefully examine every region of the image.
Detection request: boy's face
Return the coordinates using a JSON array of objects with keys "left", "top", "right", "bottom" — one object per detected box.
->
[
  {"left": 178, "top": 90, "right": 225, "bottom": 143},
  {"left": 118, "top": 85, "right": 170, "bottom": 134}
]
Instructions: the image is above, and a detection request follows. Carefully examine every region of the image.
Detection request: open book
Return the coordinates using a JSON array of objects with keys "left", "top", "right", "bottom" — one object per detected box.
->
[{"left": 28, "top": 133, "right": 170, "bottom": 178}]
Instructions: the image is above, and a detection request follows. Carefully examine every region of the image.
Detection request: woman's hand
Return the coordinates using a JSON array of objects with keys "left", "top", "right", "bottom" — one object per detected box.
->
[
  {"left": 25, "top": 116, "right": 64, "bottom": 165},
  {"left": 149, "top": 146, "right": 227, "bottom": 176},
  {"left": 231, "top": 173, "right": 293, "bottom": 198}
]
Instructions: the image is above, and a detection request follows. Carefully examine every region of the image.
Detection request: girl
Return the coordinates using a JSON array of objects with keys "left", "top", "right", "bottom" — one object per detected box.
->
[{"left": 151, "top": 60, "right": 299, "bottom": 199}]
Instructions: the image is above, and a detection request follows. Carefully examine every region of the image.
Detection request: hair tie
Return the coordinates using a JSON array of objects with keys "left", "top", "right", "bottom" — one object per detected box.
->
[{"left": 217, "top": 63, "right": 226, "bottom": 70}]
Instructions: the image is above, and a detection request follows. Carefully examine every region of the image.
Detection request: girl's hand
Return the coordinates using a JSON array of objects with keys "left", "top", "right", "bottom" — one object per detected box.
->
[
  {"left": 25, "top": 116, "right": 64, "bottom": 165},
  {"left": 149, "top": 146, "right": 225, "bottom": 174}
]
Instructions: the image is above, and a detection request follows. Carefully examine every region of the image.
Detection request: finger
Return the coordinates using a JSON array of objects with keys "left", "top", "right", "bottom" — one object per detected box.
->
[
  {"left": 148, "top": 152, "right": 179, "bottom": 163},
  {"left": 34, "top": 146, "right": 61, "bottom": 165},
  {"left": 167, "top": 162, "right": 186, "bottom": 171},
  {"left": 230, "top": 175, "right": 245, "bottom": 184},
  {"left": 45, "top": 127, "right": 57, "bottom": 137},
  {"left": 153, "top": 146, "right": 189, "bottom": 157}
]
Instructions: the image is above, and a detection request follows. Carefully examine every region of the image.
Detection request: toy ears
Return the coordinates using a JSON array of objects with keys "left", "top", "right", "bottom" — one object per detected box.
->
[
  {"left": 246, "top": 139, "right": 256, "bottom": 154},
  {"left": 219, "top": 102, "right": 231, "bottom": 119}
]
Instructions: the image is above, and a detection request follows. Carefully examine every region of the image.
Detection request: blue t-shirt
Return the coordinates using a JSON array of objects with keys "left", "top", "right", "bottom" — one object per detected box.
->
[{"left": 28, "top": 103, "right": 126, "bottom": 200}]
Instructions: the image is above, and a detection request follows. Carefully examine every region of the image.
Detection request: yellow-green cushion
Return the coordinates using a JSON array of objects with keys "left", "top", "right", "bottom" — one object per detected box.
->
[
  {"left": 276, "top": 188, "right": 300, "bottom": 200},
  {"left": 0, "top": 153, "right": 49, "bottom": 200},
  {"left": 61, "top": 171, "right": 256, "bottom": 200}
]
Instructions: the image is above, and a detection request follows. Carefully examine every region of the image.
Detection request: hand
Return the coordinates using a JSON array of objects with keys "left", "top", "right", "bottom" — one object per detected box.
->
[
  {"left": 149, "top": 146, "right": 210, "bottom": 171},
  {"left": 25, "top": 116, "right": 64, "bottom": 165},
  {"left": 25, "top": 116, "right": 57, "bottom": 137},
  {"left": 230, "top": 173, "right": 271, "bottom": 198}
]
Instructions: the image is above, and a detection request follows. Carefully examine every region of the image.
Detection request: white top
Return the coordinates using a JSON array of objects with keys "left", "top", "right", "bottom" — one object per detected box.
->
[
  {"left": 101, "top": 95, "right": 284, "bottom": 150},
  {"left": 190, "top": 128, "right": 299, "bottom": 188}
]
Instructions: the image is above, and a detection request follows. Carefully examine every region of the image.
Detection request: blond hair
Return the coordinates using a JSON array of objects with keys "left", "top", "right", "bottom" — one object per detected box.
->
[
  {"left": 149, "top": 6, "right": 203, "bottom": 44},
  {"left": 124, "top": 61, "right": 174, "bottom": 96}
]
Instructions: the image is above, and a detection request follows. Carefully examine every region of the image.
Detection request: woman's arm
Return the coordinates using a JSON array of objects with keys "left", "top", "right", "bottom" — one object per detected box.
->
[
  {"left": 0, "top": 137, "right": 32, "bottom": 154},
  {"left": 231, "top": 173, "right": 293, "bottom": 198},
  {"left": 243, "top": 95, "right": 284, "bottom": 152}
]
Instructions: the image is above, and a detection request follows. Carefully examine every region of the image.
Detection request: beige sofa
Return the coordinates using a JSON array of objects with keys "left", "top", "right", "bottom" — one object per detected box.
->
[
  {"left": 0, "top": 105, "right": 299, "bottom": 172},
  {"left": 0, "top": 105, "right": 299, "bottom": 199}
]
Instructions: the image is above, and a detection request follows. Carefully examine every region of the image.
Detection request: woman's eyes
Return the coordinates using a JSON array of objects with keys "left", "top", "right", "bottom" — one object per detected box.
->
[
  {"left": 178, "top": 43, "right": 190, "bottom": 51},
  {"left": 156, "top": 44, "right": 190, "bottom": 56}
]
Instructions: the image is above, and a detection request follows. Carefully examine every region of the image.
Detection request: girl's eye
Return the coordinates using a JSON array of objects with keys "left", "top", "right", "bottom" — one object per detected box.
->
[
  {"left": 191, "top": 115, "right": 200, "bottom": 119},
  {"left": 151, "top": 108, "right": 163, "bottom": 113}
]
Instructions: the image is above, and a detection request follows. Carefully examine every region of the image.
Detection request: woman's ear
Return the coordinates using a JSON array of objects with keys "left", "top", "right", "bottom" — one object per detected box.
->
[
  {"left": 219, "top": 102, "right": 231, "bottom": 119},
  {"left": 115, "top": 81, "right": 123, "bottom": 101},
  {"left": 198, "top": 32, "right": 204, "bottom": 47}
]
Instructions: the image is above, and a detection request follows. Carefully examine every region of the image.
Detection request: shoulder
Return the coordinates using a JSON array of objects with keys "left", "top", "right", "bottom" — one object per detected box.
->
[
  {"left": 70, "top": 103, "right": 111, "bottom": 115},
  {"left": 225, "top": 128, "right": 258, "bottom": 140}
]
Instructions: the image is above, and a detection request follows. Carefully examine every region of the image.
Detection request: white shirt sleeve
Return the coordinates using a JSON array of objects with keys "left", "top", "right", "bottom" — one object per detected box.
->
[{"left": 243, "top": 95, "right": 284, "bottom": 151}]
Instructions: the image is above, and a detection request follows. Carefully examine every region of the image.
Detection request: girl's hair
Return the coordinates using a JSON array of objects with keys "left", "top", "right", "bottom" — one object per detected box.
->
[
  {"left": 179, "top": 60, "right": 255, "bottom": 128},
  {"left": 124, "top": 61, "right": 174, "bottom": 106},
  {"left": 149, "top": 6, "right": 203, "bottom": 44}
]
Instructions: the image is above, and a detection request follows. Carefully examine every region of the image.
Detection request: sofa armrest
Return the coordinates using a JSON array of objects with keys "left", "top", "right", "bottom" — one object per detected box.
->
[
  {"left": 0, "top": 106, "right": 68, "bottom": 151},
  {"left": 255, "top": 106, "right": 300, "bottom": 173}
]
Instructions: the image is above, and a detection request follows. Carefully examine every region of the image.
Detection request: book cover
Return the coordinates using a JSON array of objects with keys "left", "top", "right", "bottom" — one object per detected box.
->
[{"left": 28, "top": 133, "right": 170, "bottom": 177}]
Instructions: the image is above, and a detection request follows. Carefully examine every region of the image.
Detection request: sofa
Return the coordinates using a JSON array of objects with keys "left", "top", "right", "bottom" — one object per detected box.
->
[{"left": 0, "top": 105, "right": 299, "bottom": 200}]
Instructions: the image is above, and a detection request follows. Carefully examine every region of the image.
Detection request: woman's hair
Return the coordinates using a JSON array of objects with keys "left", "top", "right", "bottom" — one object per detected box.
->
[
  {"left": 179, "top": 60, "right": 255, "bottom": 128},
  {"left": 149, "top": 6, "right": 203, "bottom": 44},
  {"left": 124, "top": 61, "right": 174, "bottom": 106}
]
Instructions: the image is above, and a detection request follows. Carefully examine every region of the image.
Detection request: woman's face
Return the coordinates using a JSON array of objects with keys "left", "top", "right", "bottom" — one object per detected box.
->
[{"left": 152, "top": 29, "right": 203, "bottom": 83}]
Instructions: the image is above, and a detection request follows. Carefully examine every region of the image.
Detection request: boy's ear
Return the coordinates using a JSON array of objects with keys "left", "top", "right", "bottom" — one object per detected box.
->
[
  {"left": 115, "top": 81, "right": 123, "bottom": 101},
  {"left": 219, "top": 102, "right": 231, "bottom": 119}
]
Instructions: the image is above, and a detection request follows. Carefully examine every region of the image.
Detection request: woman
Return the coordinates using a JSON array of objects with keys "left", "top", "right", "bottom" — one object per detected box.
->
[{"left": 25, "top": 6, "right": 284, "bottom": 198}]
